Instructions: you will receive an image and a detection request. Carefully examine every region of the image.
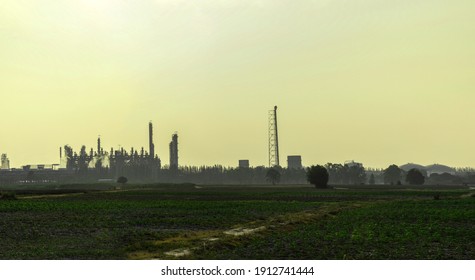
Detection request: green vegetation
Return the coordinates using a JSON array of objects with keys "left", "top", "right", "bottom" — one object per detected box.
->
[
  {"left": 406, "top": 168, "right": 426, "bottom": 185},
  {"left": 306, "top": 165, "right": 329, "bottom": 188},
  {"left": 384, "top": 164, "right": 403, "bottom": 185},
  {"left": 265, "top": 168, "right": 281, "bottom": 185},
  {"left": 0, "top": 191, "right": 17, "bottom": 200},
  {"left": 195, "top": 199, "right": 474, "bottom": 259},
  {"left": 0, "top": 183, "right": 472, "bottom": 259},
  {"left": 117, "top": 176, "right": 128, "bottom": 184}
]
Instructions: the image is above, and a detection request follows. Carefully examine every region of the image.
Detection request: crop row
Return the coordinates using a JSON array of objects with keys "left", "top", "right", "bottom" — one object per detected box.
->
[
  {"left": 194, "top": 198, "right": 475, "bottom": 259},
  {"left": 0, "top": 193, "right": 321, "bottom": 259}
]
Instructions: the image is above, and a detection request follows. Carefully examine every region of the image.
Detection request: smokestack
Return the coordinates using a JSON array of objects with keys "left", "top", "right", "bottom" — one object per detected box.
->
[
  {"left": 149, "top": 122, "right": 155, "bottom": 159},
  {"left": 169, "top": 133, "right": 178, "bottom": 169},
  {"left": 97, "top": 136, "right": 101, "bottom": 156}
]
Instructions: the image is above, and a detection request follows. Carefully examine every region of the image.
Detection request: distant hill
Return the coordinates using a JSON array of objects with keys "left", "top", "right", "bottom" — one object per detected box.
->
[
  {"left": 399, "top": 163, "right": 455, "bottom": 175},
  {"left": 399, "top": 163, "right": 426, "bottom": 172},
  {"left": 425, "top": 164, "right": 456, "bottom": 175}
]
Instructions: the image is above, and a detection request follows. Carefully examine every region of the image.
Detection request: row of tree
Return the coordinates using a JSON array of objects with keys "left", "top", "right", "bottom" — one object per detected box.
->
[
  {"left": 306, "top": 165, "right": 426, "bottom": 188},
  {"left": 5, "top": 158, "right": 474, "bottom": 186},
  {"left": 381, "top": 164, "right": 460, "bottom": 185},
  {"left": 324, "top": 163, "right": 366, "bottom": 185}
]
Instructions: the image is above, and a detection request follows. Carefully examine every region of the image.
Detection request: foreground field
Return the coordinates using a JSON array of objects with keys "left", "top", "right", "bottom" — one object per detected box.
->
[{"left": 0, "top": 184, "right": 473, "bottom": 259}]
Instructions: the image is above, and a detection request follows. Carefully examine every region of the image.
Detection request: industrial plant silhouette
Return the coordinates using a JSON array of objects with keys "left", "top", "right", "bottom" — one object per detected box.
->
[
  {"left": 0, "top": 106, "right": 310, "bottom": 185},
  {"left": 0, "top": 106, "right": 473, "bottom": 186}
]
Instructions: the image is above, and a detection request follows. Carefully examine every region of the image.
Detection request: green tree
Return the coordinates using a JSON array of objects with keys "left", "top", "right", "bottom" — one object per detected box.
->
[
  {"left": 324, "top": 163, "right": 349, "bottom": 184},
  {"left": 384, "top": 164, "right": 402, "bottom": 185},
  {"left": 406, "top": 168, "right": 425, "bottom": 185},
  {"left": 348, "top": 164, "right": 366, "bottom": 185},
  {"left": 265, "top": 168, "right": 281, "bottom": 185},
  {"left": 369, "top": 173, "right": 375, "bottom": 185},
  {"left": 306, "top": 165, "right": 329, "bottom": 188}
]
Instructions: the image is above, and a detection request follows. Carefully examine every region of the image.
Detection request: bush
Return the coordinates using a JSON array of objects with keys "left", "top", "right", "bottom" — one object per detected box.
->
[
  {"left": 265, "top": 168, "right": 281, "bottom": 185},
  {"left": 306, "top": 165, "right": 329, "bottom": 188},
  {"left": 406, "top": 169, "right": 425, "bottom": 185},
  {"left": 117, "top": 176, "right": 128, "bottom": 184}
]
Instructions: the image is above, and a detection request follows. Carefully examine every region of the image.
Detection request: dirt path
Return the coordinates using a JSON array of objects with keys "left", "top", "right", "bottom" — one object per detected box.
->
[
  {"left": 18, "top": 187, "right": 160, "bottom": 200},
  {"left": 127, "top": 202, "right": 368, "bottom": 260}
]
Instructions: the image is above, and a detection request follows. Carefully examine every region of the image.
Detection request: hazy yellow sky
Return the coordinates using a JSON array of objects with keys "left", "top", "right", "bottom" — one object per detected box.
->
[{"left": 1, "top": 0, "right": 474, "bottom": 168}]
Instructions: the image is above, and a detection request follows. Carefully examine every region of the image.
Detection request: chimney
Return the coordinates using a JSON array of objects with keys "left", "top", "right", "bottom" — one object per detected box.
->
[{"left": 149, "top": 121, "right": 155, "bottom": 159}]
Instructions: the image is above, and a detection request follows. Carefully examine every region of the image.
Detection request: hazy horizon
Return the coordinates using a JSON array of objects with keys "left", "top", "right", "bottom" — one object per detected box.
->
[{"left": 1, "top": 1, "right": 474, "bottom": 169}]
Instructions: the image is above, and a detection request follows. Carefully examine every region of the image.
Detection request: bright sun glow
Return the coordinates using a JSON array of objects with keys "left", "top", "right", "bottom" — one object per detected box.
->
[
  {"left": 77, "top": 0, "right": 128, "bottom": 27},
  {"left": 80, "top": 0, "right": 114, "bottom": 11}
]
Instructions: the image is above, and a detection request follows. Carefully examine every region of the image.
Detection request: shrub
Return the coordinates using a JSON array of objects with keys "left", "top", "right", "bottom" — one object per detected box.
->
[
  {"left": 265, "top": 168, "right": 281, "bottom": 185},
  {"left": 117, "top": 176, "right": 128, "bottom": 184},
  {"left": 306, "top": 165, "right": 329, "bottom": 188},
  {"left": 406, "top": 169, "right": 425, "bottom": 185}
]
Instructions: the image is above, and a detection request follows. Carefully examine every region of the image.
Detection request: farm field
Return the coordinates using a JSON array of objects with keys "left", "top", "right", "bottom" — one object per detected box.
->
[{"left": 0, "top": 183, "right": 473, "bottom": 259}]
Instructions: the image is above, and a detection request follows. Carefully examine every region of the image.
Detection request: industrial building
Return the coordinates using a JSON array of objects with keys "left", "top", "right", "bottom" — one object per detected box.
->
[
  {"left": 345, "top": 160, "right": 363, "bottom": 168},
  {"left": 239, "top": 160, "right": 250, "bottom": 168},
  {"left": 58, "top": 122, "right": 161, "bottom": 177},
  {"left": 1, "top": 154, "right": 10, "bottom": 170},
  {"left": 0, "top": 122, "right": 164, "bottom": 185},
  {"left": 22, "top": 164, "right": 59, "bottom": 171},
  {"left": 287, "top": 155, "right": 302, "bottom": 169}
]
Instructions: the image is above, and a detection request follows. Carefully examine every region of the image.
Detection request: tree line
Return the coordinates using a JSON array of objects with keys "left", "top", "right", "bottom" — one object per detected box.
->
[{"left": 4, "top": 157, "right": 475, "bottom": 186}]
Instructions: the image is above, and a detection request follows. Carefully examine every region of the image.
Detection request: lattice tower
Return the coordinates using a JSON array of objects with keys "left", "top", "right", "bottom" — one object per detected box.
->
[{"left": 268, "top": 106, "right": 280, "bottom": 167}]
